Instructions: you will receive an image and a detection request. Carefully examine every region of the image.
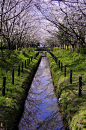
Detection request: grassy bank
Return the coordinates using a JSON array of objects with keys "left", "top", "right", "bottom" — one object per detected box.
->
[
  {"left": 0, "top": 48, "right": 41, "bottom": 130},
  {"left": 47, "top": 49, "right": 86, "bottom": 130}
]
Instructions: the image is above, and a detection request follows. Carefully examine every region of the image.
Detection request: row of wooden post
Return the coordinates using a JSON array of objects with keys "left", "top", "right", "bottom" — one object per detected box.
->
[
  {"left": 49, "top": 51, "right": 82, "bottom": 97},
  {"left": 2, "top": 52, "right": 39, "bottom": 97}
]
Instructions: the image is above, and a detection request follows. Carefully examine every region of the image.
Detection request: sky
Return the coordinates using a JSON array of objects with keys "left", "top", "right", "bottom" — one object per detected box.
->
[
  {"left": 26, "top": 0, "right": 66, "bottom": 44},
  {"left": 26, "top": 0, "right": 86, "bottom": 44}
]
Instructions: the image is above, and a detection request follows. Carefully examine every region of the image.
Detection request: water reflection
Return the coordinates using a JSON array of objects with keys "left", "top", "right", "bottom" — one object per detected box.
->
[{"left": 18, "top": 57, "right": 64, "bottom": 130}]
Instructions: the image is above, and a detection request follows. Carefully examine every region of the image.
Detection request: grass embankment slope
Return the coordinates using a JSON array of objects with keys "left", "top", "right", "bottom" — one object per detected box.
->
[
  {"left": 47, "top": 49, "right": 86, "bottom": 130},
  {"left": 0, "top": 48, "right": 41, "bottom": 130}
]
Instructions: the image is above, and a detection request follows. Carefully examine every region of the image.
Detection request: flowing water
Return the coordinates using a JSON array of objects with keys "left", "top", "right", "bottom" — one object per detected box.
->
[{"left": 18, "top": 56, "right": 64, "bottom": 130}]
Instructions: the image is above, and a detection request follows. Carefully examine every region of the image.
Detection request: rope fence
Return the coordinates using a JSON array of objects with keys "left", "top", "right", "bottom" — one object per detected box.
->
[
  {"left": 0, "top": 52, "right": 39, "bottom": 97},
  {"left": 0, "top": 52, "right": 39, "bottom": 129},
  {"left": 49, "top": 51, "right": 86, "bottom": 97}
]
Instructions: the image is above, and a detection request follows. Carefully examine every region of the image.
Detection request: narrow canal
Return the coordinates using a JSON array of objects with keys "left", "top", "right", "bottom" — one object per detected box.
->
[{"left": 18, "top": 55, "right": 64, "bottom": 130}]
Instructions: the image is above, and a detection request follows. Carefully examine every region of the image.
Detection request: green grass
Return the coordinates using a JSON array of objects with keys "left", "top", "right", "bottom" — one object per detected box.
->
[
  {"left": 47, "top": 49, "right": 86, "bottom": 130},
  {"left": 0, "top": 48, "right": 41, "bottom": 129}
]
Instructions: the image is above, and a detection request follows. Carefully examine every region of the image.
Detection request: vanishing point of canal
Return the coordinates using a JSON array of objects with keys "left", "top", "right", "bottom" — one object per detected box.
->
[{"left": 17, "top": 54, "right": 64, "bottom": 130}]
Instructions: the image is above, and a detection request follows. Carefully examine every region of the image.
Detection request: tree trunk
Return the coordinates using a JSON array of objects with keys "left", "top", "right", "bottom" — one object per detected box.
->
[
  {"left": 7, "top": 38, "right": 10, "bottom": 50},
  {"left": 72, "top": 44, "right": 74, "bottom": 51}
]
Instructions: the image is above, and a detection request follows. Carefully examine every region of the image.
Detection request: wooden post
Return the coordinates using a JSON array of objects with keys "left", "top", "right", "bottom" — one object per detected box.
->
[
  {"left": 28, "top": 58, "right": 29, "bottom": 64},
  {"left": 38, "top": 52, "right": 39, "bottom": 56},
  {"left": 29, "top": 57, "right": 30, "bottom": 64},
  {"left": 2, "top": 76, "right": 6, "bottom": 96},
  {"left": 31, "top": 57, "right": 32, "bottom": 61},
  {"left": 34, "top": 54, "right": 36, "bottom": 59},
  {"left": 59, "top": 60, "right": 60, "bottom": 68},
  {"left": 55, "top": 57, "right": 57, "bottom": 63},
  {"left": 61, "top": 62, "right": 63, "bottom": 71},
  {"left": 16, "top": 45, "right": 18, "bottom": 51},
  {"left": 70, "top": 70, "right": 72, "bottom": 84},
  {"left": 21, "top": 62, "right": 23, "bottom": 72},
  {"left": 72, "top": 44, "right": 74, "bottom": 51},
  {"left": 57, "top": 57, "right": 58, "bottom": 65},
  {"left": 27, "top": 59, "right": 28, "bottom": 65},
  {"left": 12, "top": 69, "right": 14, "bottom": 85},
  {"left": 18, "top": 65, "right": 20, "bottom": 76},
  {"left": 1, "top": 40, "right": 2, "bottom": 51},
  {"left": 54, "top": 55, "right": 55, "bottom": 60},
  {"left": 54, "top": 56, "right": 55, "bottom": 61},
  {"left": 25, "top": 60, "right": 26, "bottom": 68},
  {"left": 79, "top": 76, "right": 82, "bottom": 96},
  {"left": 54, "top": 56, "right": 56, "bottom": 62},
  {"left": 64, "top": 65, "right": 66, "bottom": 77}
]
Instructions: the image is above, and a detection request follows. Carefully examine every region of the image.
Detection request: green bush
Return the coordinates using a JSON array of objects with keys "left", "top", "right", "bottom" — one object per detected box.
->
[{"left": 76, "top": 46, "right": 86, "bottom": 54}]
